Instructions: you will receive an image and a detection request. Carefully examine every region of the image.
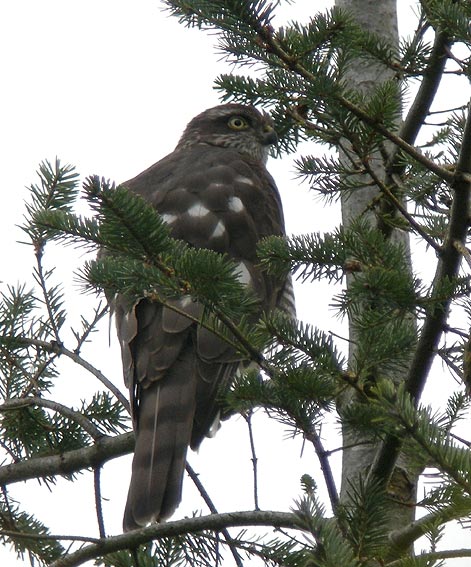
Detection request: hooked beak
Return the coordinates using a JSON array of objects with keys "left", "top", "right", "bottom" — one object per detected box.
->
[{"left": 261, "top": 125, "right": 278, "bottom": 146}]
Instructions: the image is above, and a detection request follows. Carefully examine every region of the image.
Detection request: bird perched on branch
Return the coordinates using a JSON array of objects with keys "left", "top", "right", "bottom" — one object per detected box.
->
[{"left": 113, "top": 103, "right": 294, "bottom": 531}]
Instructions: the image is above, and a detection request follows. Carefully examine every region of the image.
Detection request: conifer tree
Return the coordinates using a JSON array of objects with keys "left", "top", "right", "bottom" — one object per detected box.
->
[{"left": 1, "top": 1, "right": 471, "bottom": 566}]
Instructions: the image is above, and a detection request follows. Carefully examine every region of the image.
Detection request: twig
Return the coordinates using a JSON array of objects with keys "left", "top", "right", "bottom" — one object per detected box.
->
[
  {"left": 389, "top": 174, "right": 442, "bottom": 252},
  {"left": 34, "top": 244, "right": 62, "bottom": 343},
  {"left": 453, "top": 240, "right": 471, "bottom": 270},
  {"left": 94, "top": 467, "right": 106, "bottom": 538},
  {"left": 428, "top": 104, "right": 467, "bottom": 115},
  {"left": 305, "top": 428, "right": 339, "bottom": 513},
  {"left": 157, "top": 296, "right": 268, "bottom": 370},
  {"left": 0, "top": 485, "right": 15, "bottom": 526},
  {"left": 0, "top": 397, "right": 103, "bottom": 441},
  {"left": 436, "top": 348, "right": 462, "bottom": 381},
  {"left": 0, "top": 529, "right": 100, "bottom": 544},
  {"left": 11, "top": 336, "right": 130, "bottom": 413},
  {"left": 0, "top": 342, "right": 57, "bottom": 399},
  {"left": 21, "top": 352, "right": 60, "bottom": 398},
  {"left": 245, "top": 411, "right": 260, "bottom": 510},
  {"left": 185, "top": 463, "right": 244, "bottom": 567},
  {"left": 364, "top": 161, "right": 442, "bottom": 253},
  {"left": 73, "top": 302, "right": 109, "bottom": 354},
  {"left": 317, "top": 439, "right": 373, "bottom": 458},
  {"left": 450, "top": 432, "right": 471, "bottom": 448}
]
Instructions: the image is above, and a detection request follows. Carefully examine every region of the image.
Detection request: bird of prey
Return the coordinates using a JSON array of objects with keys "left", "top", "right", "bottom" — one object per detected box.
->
[{"left": 112, "top": 104, "right": 294, "bottom": 531}]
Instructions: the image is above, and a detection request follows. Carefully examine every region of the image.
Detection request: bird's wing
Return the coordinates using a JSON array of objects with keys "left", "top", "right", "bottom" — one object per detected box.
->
[{"left": 114, "top": 145, "right": 287, "bottom": 530}]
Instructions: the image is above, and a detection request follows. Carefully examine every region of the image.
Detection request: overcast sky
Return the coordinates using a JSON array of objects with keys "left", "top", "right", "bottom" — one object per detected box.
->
[{"left": 0, "top": 1, "right": 469, "bottom": 566}]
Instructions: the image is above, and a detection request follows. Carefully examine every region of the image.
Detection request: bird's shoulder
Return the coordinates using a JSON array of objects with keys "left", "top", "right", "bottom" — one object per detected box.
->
[
  {"left": 120, "top": 143, "right": 284, "bottom": 255},
  {"left": 122, "top": 144, "right": 274, "bottom": 204}
]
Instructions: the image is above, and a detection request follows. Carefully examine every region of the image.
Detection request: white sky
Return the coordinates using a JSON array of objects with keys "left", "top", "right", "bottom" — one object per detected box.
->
[{"left": 0, "top": 1, "right": 469, "bottom": 566}]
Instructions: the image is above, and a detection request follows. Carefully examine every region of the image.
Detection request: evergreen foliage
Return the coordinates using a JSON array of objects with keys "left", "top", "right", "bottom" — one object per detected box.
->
[{"left": 1, "top": 1, "right": 471, "bottom": 566}]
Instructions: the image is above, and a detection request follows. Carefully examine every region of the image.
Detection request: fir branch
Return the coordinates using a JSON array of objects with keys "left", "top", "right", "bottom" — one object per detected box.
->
[
  {"left": 384, "top": 177, "right": 441, "bottom": 252},
  {"left": 388, "top": 548, "right": 471, "bottom": 566},
  {"left": 33, "top": 246, "right": 65, "bottom": 342},
  {"left": 212, "top": 306, "right": 266, "bottom": 367},
  {"left": 341, "top": 475, "right": 390, "bottom": 558},
  {"left": 250, "top": 20, "right": 456, "bottom": 184},
  {"left": 389, "top": 501, "right": 471, "bottom": 554},
  {"left": 167, "top": 2, "right": 456, "bottom": 182},
  {"left": 72, "top": 302, "right": 109, "bottom": 355},
  {"left": 336, "top": 92, "right": 464, "bottom": 183},
  {"left": 378, "top": 28, "right": 451, "bottom": 243},
  {"left": 407, "top": 98, "right": 471, "bottom": 400},
  {"left": 32, "top": 209, "right": 101, "bottom": 250},
  {"left": 10, "top": 336, "right": 129, "bottom": 413},
  {"left": 83, "top": 176, "right": 174, "bottom": 264},
  {"left": 49, "top": 510, "right": 304, "bottom": 567},
  {"left": 21, "top": 159, "right": 80, "bottom": 244},
  {"left": 370, "top": 98, "right": 471, "bottom": 484},
  {"left": 390, "top": 30, "right": 451, "bottom": 158},
  {"left": 0, "top": 397, "right": 103, "bottom": 442},
  {"left": 360, "top": 155, "right": 442, "bottom": 252}
]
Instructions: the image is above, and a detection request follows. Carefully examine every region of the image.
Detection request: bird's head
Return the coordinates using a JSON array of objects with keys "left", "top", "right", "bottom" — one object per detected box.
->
[{"left": 175, "top": 103, "right": 277, "bottom": 163}]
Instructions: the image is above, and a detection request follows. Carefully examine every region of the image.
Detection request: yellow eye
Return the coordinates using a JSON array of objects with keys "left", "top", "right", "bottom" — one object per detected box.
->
[{"left": 228, "top": 116, "right": 249, "bottom": 130}]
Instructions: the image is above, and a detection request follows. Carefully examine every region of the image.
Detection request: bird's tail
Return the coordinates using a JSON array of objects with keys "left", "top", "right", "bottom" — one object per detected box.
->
[{"left": 123, "top": 354, "right": 196, "bottom": 532}]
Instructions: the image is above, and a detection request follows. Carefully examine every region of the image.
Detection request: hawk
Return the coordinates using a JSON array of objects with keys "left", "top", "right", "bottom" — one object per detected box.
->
[{"left": 113, "top": 104, "right": 294, "bottom": 531}]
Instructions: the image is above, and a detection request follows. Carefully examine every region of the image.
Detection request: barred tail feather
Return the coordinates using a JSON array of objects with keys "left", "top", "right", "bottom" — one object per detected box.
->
[{"left": 123, "top": 350, "right": 196, "bottom": 532}]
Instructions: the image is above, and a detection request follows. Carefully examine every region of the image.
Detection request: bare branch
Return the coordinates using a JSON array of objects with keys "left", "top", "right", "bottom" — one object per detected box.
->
[
  {"left": 407, "top": 98, "right": 471, "bottom": 401},
  {"left": 389, "top": 503, "right": 471, "bottom": 554},
  {"left": 245, "top": 411, "right": 260, "bottom": 510},
  {"left": 94, "top": 467, "right": 106, "bottom": 538},
  {"left": 49, "top": 510, "right": 304, "bottom": 567},
  {"left": 0, "top": 432, "right": 134, "bottom": 486},
  {"left": 305, "top": 428, "right": 339, "bottom": 513},
  {"left": 0, "top": 529, "right": 100, "bottom": 544},
  {"left": 186, "top": 463, "right": 244, "bottom": 567}
]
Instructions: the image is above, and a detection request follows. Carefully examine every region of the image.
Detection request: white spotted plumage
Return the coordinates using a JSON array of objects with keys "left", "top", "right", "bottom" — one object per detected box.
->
[
  {"left": 110, "top": 103, "right": 294, "bottom": 532},
  {"left": 187, "top": 202, "right": 210, "bottom": 218},
  {"left": 228, "top": 196, "right": 244, "bottom": 213}
]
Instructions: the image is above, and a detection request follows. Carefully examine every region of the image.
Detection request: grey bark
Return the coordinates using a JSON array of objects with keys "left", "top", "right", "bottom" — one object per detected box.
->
[{"left": 335, "top": 0, "right": 418, "bottom": 539}]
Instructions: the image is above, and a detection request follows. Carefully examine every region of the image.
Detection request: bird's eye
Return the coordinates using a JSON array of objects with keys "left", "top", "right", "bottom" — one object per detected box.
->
[{"left": 228, "top": 116, "right": 249, "bottom": 130}]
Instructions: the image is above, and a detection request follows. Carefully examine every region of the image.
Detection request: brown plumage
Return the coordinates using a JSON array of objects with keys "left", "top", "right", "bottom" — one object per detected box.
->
[{"left": 112, "top": 104, "right": 295, "bottom": 531}]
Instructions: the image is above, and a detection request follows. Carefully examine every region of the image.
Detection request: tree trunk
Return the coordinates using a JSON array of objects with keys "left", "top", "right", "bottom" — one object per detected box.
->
[{"left": 335, "top": 0, "right": 418, "bottom": 541}]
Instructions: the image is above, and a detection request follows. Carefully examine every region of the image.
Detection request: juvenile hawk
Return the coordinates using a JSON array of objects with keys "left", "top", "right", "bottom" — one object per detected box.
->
[{"left": 114, "top": 104, "right": 294, "bottom": 531}]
